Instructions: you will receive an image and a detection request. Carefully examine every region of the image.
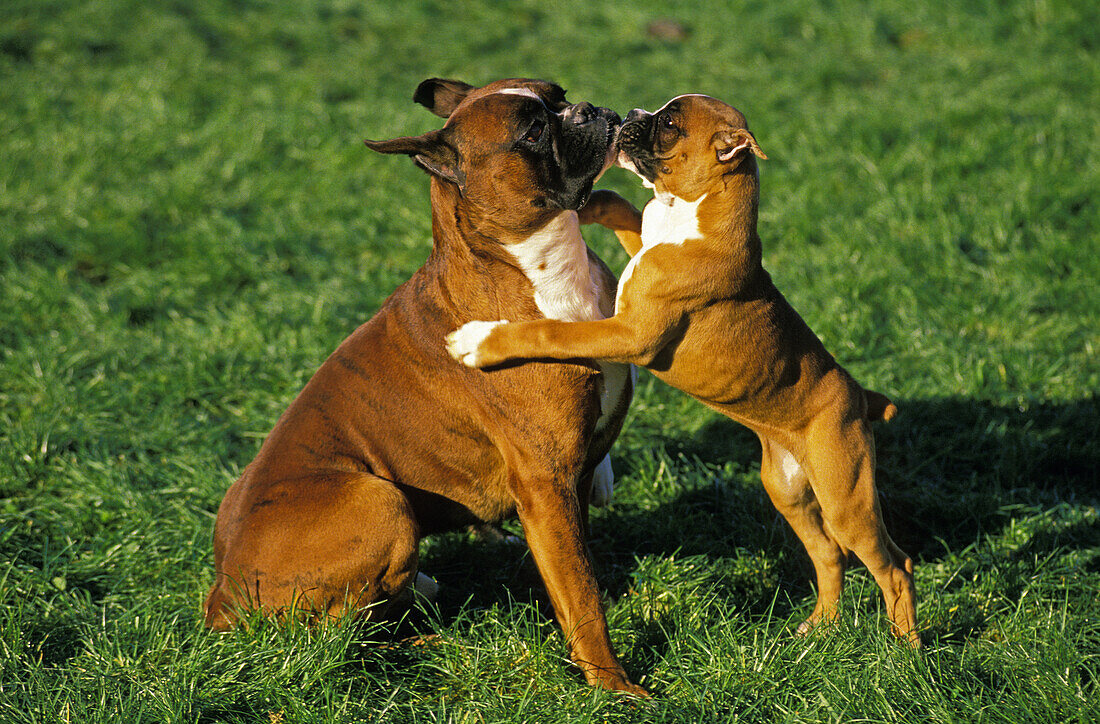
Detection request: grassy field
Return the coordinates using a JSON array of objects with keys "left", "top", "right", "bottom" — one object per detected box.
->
[{"left": 2, "top": 0, "right": 1098, "bottom": 721}]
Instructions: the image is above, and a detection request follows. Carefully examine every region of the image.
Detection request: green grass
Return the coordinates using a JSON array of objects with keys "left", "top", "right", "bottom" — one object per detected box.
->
[{"left": 2, "top": 0, "right": 1098, "bottom": 721}]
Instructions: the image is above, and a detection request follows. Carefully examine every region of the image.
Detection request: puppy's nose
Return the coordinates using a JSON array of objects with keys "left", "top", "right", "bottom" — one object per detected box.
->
[{"left": 563, "top": 102, "right": 596, "bottom": 125}]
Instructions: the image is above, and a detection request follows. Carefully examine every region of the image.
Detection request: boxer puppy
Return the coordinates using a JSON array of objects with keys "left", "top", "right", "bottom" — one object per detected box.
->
[
  {"left": 448, "top": 94, "right": 920, "bottom": 647},
  {"left": 205, "top": 78, "right": 647, "bottom": 695}
]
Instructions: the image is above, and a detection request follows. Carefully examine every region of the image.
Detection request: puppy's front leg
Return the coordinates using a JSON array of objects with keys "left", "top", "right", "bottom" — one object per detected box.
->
[
  {"left": 447, "top": 313, "right": 681, "bottom": 369},
  {"left": 577, "top": 189, "right": 643, "bottom": 257}
]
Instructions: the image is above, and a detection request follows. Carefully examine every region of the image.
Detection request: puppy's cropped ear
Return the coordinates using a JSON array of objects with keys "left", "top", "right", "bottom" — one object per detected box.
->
[
  {"left": 413, "top": 78, "right": 476, "bottom": 118},
  {"left": 365, "top": 130, "right": 465, "bottom": 191},
  {"left": 713, "top": 128, "right": 767, "bottom": 163}
]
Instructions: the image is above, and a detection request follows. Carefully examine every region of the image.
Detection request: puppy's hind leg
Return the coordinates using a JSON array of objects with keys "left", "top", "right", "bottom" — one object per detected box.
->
[
  {"left": 758, "top": 435, "right": 846, "bottom": 635},
  {"left": 801, "top": 414, "right": 920, "bottom": 647}
]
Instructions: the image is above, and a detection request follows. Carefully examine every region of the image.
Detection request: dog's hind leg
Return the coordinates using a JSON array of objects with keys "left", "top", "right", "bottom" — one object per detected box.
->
[
  {"left": 758, "top": 435, "right": 847, "bottom": 635},
  {"left": 800, "top": 411, "right": 920, "bottom": 647},
  {"left": 205, "top": 472, "right": 421, "bottom": 628}
]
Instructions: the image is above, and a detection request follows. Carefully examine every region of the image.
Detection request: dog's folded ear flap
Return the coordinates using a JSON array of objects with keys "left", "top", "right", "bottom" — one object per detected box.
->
[
  {"left": 713, "top": 128, "right": 767, "bottom": 163},
  {"left": 365, "top": 130, "right": 466, "bottom": 192},
  {"left": 413, "top": 78, "right": 476, "bottom": 118}
]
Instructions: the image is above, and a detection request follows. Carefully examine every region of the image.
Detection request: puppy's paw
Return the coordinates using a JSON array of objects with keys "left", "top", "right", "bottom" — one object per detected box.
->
[
  {"left": 446, "top": 320, "right": 508, "bottom": 367},
  {"left": 577, "top": 189, "right": 642, "bottom": 232}
]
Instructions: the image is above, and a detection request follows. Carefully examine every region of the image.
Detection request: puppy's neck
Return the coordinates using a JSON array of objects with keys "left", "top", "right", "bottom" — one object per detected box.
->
[
  {"left": 709, "top": 167, "right": 763, "bottom": 271},
  {"left": 651, "top": 167, "right": 761, "bottom": 258},
  {"left": 642, "top": 190, "right": 707, "bottom": 248}
]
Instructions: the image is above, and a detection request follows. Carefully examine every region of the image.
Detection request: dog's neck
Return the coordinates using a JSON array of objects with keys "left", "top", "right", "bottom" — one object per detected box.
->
[
  {"left": 427, "top": 179, "right": 464, "bottom": 253},
  {"left": 648, "top": 165, "right": 763, "bottom": 290},
  {"left": 708, "top": 166, "right": 764, "bottom": 282},
  {"left": 504, "top": 211, "right": 604, "bottom": 322},
  {"left": 426, "top": 179, "right": 602, "bottom": 322}
]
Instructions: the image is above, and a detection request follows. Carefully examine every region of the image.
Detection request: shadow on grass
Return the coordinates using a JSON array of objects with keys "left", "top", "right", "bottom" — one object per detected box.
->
[
  {"left": 174, "top": 394, "right": 1097, "bottom": 696},
  {"left": 658, "top": 394, "right": 1100, "bottom": 559},
  {"left": 417, "top": 394, "right": 1100, "bottom": 637}
]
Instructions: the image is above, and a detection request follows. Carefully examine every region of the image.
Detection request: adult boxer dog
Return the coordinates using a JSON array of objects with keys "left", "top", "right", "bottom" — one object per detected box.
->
[
  {"left": 204, "top": 78, "right": 647, "bottom": 695},
  {"left": 448, "top": 94, "right": 920, "bottom": 647}
]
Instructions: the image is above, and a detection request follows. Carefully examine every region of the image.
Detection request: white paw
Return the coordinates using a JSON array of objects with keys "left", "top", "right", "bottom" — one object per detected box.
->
[
  {"left": 413, "top": 571, "right": 438, "bottom": 602},
  {"left": 590, "top": 454, "right": 615, "bottom": 507},
  {"left": 446, "top": 320, "right": 507, "bottom": 367}
]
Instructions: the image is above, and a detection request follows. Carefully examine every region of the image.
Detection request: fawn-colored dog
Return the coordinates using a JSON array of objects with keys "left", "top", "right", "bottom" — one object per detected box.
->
[
  {"left": 448, "top": 94, "right": 919, "bottom": 646},
  {"left": 206, "top": 78, "right": 647, "bottom": 695}
]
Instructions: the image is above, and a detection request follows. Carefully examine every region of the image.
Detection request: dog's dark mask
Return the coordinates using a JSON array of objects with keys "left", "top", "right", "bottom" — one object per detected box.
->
[
  {"left": 547, "top": 99, "right": 621, "bottom": 210},
  {"left": 615, "top": 102, "right": 685, "bottom": 183},
  {"left": 366, "top": 78, "right": 620, "bottom": 217}
]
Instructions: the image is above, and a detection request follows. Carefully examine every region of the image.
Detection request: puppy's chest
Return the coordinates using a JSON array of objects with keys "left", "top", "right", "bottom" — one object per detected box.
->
[
  {"left": 640, "top": 192, "right": 705, "bottom": 246},
  {"left": 617, "top": 193, "right": 706, "bottom": 310}
]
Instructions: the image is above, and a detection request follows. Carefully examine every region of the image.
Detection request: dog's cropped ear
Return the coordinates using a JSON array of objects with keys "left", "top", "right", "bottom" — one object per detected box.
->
[
  {"left": 413, "top": 78, "right": 476, "bottom": 118},
  {"left": 365, "top": 130, "right": 466, "bottom": 191},
  {"left": 713, "top": 128, "right": 767, "bottom": 163}
]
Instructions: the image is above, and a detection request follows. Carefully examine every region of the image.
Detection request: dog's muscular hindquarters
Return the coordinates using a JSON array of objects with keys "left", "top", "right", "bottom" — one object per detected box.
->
[
  {"left": 449, "top": 94, "right": 919, "bottom": 647},
  {"left": 204, "top": 78, "right": 647, "bottom": 695}
]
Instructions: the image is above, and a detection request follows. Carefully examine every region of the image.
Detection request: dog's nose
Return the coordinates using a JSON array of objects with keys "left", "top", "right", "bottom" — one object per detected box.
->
[
  {"left": 624, "top": 108, "right": 649, "bottom": 124},
  {"left": 563, "top": 102, "right": 596, "bottom": 125}
]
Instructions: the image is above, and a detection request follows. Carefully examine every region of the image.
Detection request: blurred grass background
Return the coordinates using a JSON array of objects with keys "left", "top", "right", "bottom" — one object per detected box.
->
[{"left": 1, "top": 0, "right": 1098, "bottom": 721}]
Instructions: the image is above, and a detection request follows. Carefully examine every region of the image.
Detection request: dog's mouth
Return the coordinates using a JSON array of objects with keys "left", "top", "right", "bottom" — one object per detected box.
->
[
  {"left": 550, "top": 107, "right": 622, "bottom": 210},
  {"left": 605, "top": 116, "right": 619, "bottom": 148},
  {"left": 597, "top": 115, "right": 622, "bottom": 173},
  {"left": 614, "top": 122, "right": 663, "bottom": 184}
]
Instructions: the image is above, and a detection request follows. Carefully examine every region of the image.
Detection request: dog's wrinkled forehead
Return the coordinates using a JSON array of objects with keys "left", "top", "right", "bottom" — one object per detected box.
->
[
  {"left": 663, "top": 94, "right": 749, "bottom": 132},
  {"left": 439, "top": 81, "right": 570, "bottom": 150},
  {"left": 461, "top": 89, "right": 546, "bottom": 119},
  {"left": 454, "top": 79, "right": 569, "bottom": 117},
  {"left": 442, "top": 95, "right": 544, "bottom": 148},
  {"left": 486, "top": 79, "right": 569, "bottom": 110}
]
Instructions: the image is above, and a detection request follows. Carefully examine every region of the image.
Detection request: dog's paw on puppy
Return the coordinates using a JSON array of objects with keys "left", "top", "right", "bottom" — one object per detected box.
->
[{"left": 446, "top": 320, "right": 508, "bottom": 367}]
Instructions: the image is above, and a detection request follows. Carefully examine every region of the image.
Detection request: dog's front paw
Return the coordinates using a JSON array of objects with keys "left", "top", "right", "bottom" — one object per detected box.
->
[
  {"left": 590, "top": 454, "right": 615, "bottom": 507},
  {"left": 446, "top": 320, "right": 508, "bottom": 368}
]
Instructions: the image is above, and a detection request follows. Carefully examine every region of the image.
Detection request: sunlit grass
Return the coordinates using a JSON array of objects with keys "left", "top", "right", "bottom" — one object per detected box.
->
[{"left": 2, "top": 0, "right": 1098, "bottom": 721}]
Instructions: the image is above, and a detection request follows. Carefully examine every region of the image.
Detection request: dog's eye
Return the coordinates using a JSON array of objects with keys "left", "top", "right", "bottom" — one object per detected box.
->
[
  {"left": 523, "top": 120, "right": 545, "bottom": 144},
  {"left": 660, "top": 114, "right": 675, "bottom": 130}
]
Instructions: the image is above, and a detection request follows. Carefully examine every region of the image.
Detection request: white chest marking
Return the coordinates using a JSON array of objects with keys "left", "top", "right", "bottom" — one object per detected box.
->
[
  {"left": 616, "top": 192, "right": 706, "bottom": 313},
  {"left": 506, "top": 213, "right": 632, "bottom": 430},
  {"left": 507, "top": 212, "right": 604, "bottom": 323}
]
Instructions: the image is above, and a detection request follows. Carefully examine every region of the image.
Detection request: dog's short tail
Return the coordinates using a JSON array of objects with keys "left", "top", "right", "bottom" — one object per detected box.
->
[{"left": 864, "top": 389, "right": 898, "bottom": 422}]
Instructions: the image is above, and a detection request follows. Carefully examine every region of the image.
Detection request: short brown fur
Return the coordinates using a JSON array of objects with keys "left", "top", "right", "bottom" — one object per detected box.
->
[
  {"left": 206, "top": 78, "right": 647, "bottom": 695},
  {"left": 449, "top": 95, "right": 919, "bottom": 646}
]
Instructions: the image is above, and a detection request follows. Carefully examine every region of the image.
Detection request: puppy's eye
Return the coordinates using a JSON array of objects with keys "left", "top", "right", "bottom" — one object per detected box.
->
[
  {"left": 524, "top": 120, "right": 545, "bottom": 144},
  {"left": 660, "top": 114, "right": 675, "bottom": 129}
]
